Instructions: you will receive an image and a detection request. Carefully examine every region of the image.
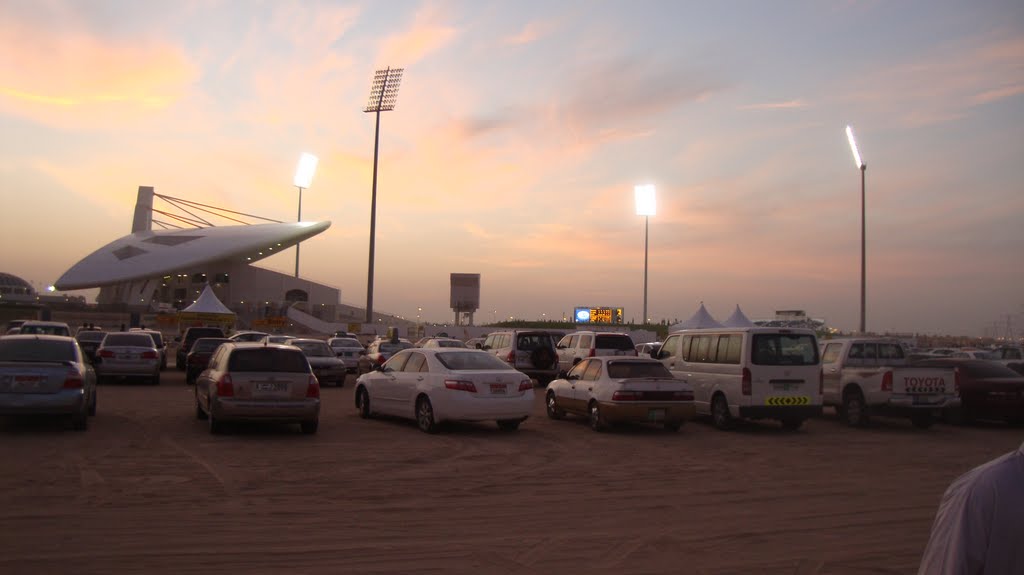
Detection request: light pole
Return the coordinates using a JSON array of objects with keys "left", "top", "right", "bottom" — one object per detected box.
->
[
  {"left": 845, "top": 125, "right": 866, "bottom": 334},
  {"left": 635, "top": 184, "right": 656, "bottom": 325},
  {"left": 292, "top": 152, "right": 318, "bottom": 277},
  {"left": 363, "top": 67, "right": 404, "bottom": 323}
]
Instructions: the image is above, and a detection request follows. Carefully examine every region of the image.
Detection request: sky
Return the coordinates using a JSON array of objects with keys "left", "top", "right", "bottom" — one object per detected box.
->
[{"left": 1, "top": 0, "right": 1022, "bottom": 337}]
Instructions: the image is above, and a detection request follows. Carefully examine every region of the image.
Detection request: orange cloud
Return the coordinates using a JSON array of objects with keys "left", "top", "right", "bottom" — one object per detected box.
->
[
  {"left": 738, "top": 99, "right": 808, "bottom": 111},
  {"left": 376, "top": 5, "right": 458, "bottom": 67}
]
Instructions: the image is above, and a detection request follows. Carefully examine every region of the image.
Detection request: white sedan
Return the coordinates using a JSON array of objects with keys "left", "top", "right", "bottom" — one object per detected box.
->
[
  {"left": 546, "top": 357, "right": 696, "bottom": 432},
  {"left": 354, "top": 348, "right": 534, "bottom": 433}
]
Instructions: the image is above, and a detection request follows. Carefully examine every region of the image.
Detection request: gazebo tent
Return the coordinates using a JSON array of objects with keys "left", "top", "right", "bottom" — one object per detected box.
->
[
  {"left": 669, "top": 302, "right": 723, "bottom": 331},
  {"left": 721, "top": 304, "right": 755, "bottom": 327},
  {"left": 178, "top": 285, "right": 235, "bottom": 332}
]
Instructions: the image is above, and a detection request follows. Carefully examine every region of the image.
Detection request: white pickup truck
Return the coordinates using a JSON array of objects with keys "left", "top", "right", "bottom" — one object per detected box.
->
[{"left": 820, "top": 337, "right": 959, "bottom": 429}]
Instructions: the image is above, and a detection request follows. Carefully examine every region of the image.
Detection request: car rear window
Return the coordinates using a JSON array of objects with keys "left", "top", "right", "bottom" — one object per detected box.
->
[
  {"left": 228, "top": 349, "right": 310, "bottom": 373},
  {"left": 595, "top": 334, "right": 634, "bottom": 351},
  {"left": 437, "top": 351, "right": 515, "bottom": 371},
  {"left": 186, "top": 328, "right": 225, "bottom": 341},
  {"left": 330, "top": 338, "right": 362, "bottom": 349},
  {"left": 752, "top": 334, "right": 819, "bottom": 366},
  {"left": 19, "top": 324, "right": 70, "bottom": 336},
  {"left": 515, "top": 333, "right": 553, "bottom": 351},
  {"left": 606, "top": 361, "right": 673, "bottom": 379},
  {"left": 103, "top": 334, "right": 155, "bottom": 347},
  {"left": 380, "top": 342, "right": 412, "bottom": 354},
  {"left": 292, "top": 341, "right": 332, "bottom": 357},
  {"left": 0, "top": 339, "right": 77, "bottom": 362}
]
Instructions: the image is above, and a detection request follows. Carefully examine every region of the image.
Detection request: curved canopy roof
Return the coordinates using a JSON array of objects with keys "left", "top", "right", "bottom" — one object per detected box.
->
[{"left": 54, "top": 221, "right": 330, "bottom": 290}]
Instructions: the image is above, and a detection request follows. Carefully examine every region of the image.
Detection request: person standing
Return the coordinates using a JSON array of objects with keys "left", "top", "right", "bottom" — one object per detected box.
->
[{"left": 918, "top": 440, "right": 1024, "bottom": 574}]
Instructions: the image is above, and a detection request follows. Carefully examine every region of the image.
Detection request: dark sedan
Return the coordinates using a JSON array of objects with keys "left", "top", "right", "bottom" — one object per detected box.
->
[
  {"left": 913, "top": 358, "right": 1024, "bottom": 425},
  {"left": 286, "top": 338, "right": 348, "bottom": 387},
  {"left": 75, "top": 330, "right": 106, "bottom": 363},
  {"left": 185, "top": 337, "right": 232, "bottom": 385}
]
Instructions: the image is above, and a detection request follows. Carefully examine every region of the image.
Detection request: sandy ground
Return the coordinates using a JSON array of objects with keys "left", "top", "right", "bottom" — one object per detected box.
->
[{"left": 0, "top": 366, "right": 1020, "bottom": 575}]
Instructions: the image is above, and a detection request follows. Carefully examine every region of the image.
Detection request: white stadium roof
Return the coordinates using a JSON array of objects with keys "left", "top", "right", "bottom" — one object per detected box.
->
[{"left": 54, "top": 221, "right": 330, "bottom": 290}]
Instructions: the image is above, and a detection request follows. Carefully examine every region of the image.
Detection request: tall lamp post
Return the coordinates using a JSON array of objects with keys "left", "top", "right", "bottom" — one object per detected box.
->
[
  {"left": 635, "top": 184, "right": 656, "bottom": 325},
  {"left": 845, "top": 125, "right": 867, "bottom": 333},
  {"left": 293, "top": 152, "right": 319, "bottom": 278},
  {"left": 363, "top": 67, "right": 404, "bottom": 323}
]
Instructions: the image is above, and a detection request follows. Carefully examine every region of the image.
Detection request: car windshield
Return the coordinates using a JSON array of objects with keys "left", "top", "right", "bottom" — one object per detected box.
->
[
  {"left": 436, "top": 351, "right": 516, "bottom": 371},
  {"left": 751, "top": 334, "right": 819, "bottom": 366},
  {"left": 19, "top": 324, "right": 69, "bottom": 336},
  {"left": 596, "top": 335, "right": 634, "bottom": 350},
  {"left": 145, "top": 332, "right": 164, "bottom": 346},
  {"left": 292, "top": 341, "right": 332, "bottom": 357},
  {"left": 228, "top": 349, "right": 310, "bottom": 373},
  {"left": 76, "top": 332, "right": 106, "bottom": 342},
  {"left": 0, "top": 339, "right": 77, "bottom": 362},
  {"left": 607, "top": 361, "right": 673, "bottom": 379},
  {"left": 103, "top": 334, "right": 154, "bottom": 347},
  {"left": 380, "top": 342, "right": 412, "bottom": 354}
]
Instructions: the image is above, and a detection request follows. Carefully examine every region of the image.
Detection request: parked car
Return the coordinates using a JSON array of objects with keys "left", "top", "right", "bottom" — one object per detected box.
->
[
  {"left": 95, "top": 332, "right": 162, "bottom": 385},
  {"left": 635, "top": 342, "right": 663, "bottom": 356},
  {"left": 555, "top": 331, "right": 637, "bottom": 373},
  {"left": 176, "top": 326, "right": 226, "bottom": 369},
  {"left": 353, "top": 348, "right": 534, "bottom": 433},
  {"left": 465, "top": 337, "right": 486, "bottom": 349},
  {"left": 948, "top": 350, "right": 994, "bottom": 359},
  {"left": 362, "top": 338, "right": 414, "bottom": 372},
  {"left": 17, "top": 321, "right": 72, "bottom": 337},
  {"left": 261, "top": 334, "right": 295, "bottom": 345},
  {"left": 286, "top": 338, "right": 348, "bottom": 387},
  {"left": 327, "top": 337, "right": 366, "bottom": 373},
  {"left": 75, "top": 330, "right": 107, "bottom": 363},
  {"left": 0, "top": 335, "right": 96, "bottom": 430},
  {"left": 481, "top": 330, "right": 560, "bottom": 385},
  {"left": 545, "top": 357, "right": 695, "bottom": 432},
  {"left": 229, "top": 331, "right": 269, "bottom": 343},
  {"left": 4, "top": 319, "right": 27, "bottom": 333},
  {"left": 912, "top": 358, "right": 1024, "bottom": 425},
  {"left": 131, "top": 328, "right": 167, "bottom": 370},
  {"left": 194, "top": 342, "right": 320, "bottom": 434},
  {"left": 421, "top": 338, "right": 468, "bottom": 349},
  {"left": 185, "top": 337, "right": 232, "bottom": 385}
]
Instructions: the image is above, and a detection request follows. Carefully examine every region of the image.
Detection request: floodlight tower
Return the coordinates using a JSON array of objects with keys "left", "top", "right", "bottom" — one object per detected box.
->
[
  {"left": 363, "top": 67, "right": 404, "bottom": 323},
  {"left": 293, "top": 152, "right": 318, "bottom": 277},
  {"left": 635, "top": 184, "right": 656, "bottom": 325},
  {"left": 846, "top": 125, "right": 867, "bottom": 333}
]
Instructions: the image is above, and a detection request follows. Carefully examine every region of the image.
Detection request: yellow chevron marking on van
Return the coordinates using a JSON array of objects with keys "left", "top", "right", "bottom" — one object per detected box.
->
[{"left": 765, "top": 396, "right": 810, "bottom": 406}]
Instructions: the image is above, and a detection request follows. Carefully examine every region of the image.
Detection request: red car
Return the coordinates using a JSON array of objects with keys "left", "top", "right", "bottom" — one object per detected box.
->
[{"left": 913, "top": 358, "right": 1024, "bottom": 425}]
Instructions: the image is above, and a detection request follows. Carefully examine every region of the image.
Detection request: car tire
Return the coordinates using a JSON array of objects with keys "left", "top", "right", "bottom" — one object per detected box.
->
[
  {"left": 911, "top": 413, "right": 934, "bottom": 429},
  {"left": 497, "top": 420, "right": 521, "bottom": 431},
  {"left": 712, "top": 394, "right": 735, "bottom": 431},
  {"left": 300, "top": 420, "right": 319, "bottom": 434},
  {"left": 841, "top": 389, "right": 869, "bottom": 427},
  {"left": 545, "top": 391, "right": 564, "bottom": 420},
  {"left": 588, "top": 401, "right": 607, "bottom": 432},
  {"left": 357, "top": 388, "right": 372, "bottom": 419},
  {"left": 416, "top": 396, "right": 438, "bottom": 434},
  {"left": 664, "top": 421, "right": 682, "bottom": 432},
  {"left": 781, "top": 418, "right": 804, "bottom": 431}
]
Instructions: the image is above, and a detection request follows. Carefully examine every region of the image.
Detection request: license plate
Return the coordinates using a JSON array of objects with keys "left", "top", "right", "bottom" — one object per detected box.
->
[
  {"left": 647, "top": 409, "right": 666, "bottom": 421},
  {"left": 489, "top": 383, "right": 506, "bottom": 394},
  {"left": 913, "top": 395, "right": 939, "bottom": 405},
  {"left": 255, "top": 382, "right": 287, "bottom": 392}
]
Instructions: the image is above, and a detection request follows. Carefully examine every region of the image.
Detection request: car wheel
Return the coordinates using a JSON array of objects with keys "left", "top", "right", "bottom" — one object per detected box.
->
[
  {"left": 664, "top": 421, "right": 682, "bottom": 432},
  {"left": 842, "top": 390, "right": 869, "bottom": 427},
  {"left": 416, "top": 396, "right": 438, "bottom": 434},
  {"left": 300, "top": 420, "right": 319, "bottom": 434},
  {"left": 545, "top": 391, "right": 564, "bottom": 420},
  {"left": 356, "top": 388, "right": 372, "bottom": 419},
  {"left": 588, "top": 402, "right": 607, "bottom": 432},
  {"left": 712, "top": 394, "right": 735, "bottom": 431},
  {"left": 781, "top": 418, "right": 804, "bottom": 431},
  {"left": 497, "top": 420, "right": 521, "bottom": 431},
  {"left": 911, "top": 413, "right": 934, "bottom": 429}
]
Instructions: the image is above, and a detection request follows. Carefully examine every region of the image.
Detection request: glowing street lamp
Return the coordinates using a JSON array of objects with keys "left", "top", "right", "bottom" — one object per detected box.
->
[
  {"left": 845, "top": 125, "right": 867, "bottom": 333},
  {"left": 293, "top": 152, "right": 319, "bottom": 277},
  {"left": 635, "top": 184, "right": 656, "bottom": 325}
]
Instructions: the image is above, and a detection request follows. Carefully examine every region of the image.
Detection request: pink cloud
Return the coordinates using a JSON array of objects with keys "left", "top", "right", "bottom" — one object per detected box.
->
[
  {"left": 376, "top": 5, "right": 458, "bottom": 67},
  {"left": 738, "top": 99, "right": 809, "bottom": 111},
  {"left": 503, "top": 21, "right": 555, "bottom": 46}
]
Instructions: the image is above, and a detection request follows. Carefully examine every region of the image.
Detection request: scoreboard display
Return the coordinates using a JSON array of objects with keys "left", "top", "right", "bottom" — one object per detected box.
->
[{"left": 574, "top": 306, "right": 624, "bottom": 324}]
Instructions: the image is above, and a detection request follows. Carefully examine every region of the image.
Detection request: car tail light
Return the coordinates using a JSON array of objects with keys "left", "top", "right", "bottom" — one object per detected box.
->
[
  {"left": 306, "top": 375, "right": 320, "bottom": 398},
  {"left": 612, "top": 390, "right": 642, "bottom": 401},
  {"left": 881, "top": 371, "right": 893, "bottom": 392},
  {"left": 518, "top": 379, "right": 533, "bottom": 392},
  {"left": 376, "top": 355, "right": 386, "bottom": 366},
  {"left": 444, "top": 379, "right": 477, "bottom": 392},
  {"left": 141, "top": 351, "right": 158, "bottom": 360},
  {"left": 215, "top": 374, "right": 234, "bottom": 397},
  {"left": 506, "top": 350, "right": 516, "bottom": 363},
  {"left": 98, "top": 350, "right": 115, "bottom": 358},
  {"left": 588, "top": 348, "right": 595, "bottom": 357},
  {"left": 954, "top": 368, "right": 960, "bottom": 395},
  {"left": 742, "top": 368, "right": 752, "bottom": 396},
  {"left": 63, "top": 370, "right": 83, "bottom": 389}
]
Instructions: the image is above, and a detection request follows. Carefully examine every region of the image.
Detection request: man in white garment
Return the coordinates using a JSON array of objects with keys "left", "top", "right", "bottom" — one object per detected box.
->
[{"left": 918, "top": 440, "right": 1024, "bottom": 574}]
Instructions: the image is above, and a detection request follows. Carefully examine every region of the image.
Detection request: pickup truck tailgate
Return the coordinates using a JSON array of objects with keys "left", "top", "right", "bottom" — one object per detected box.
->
[{"left": 894, "top": 368, "right": 954, "bottom": 395}]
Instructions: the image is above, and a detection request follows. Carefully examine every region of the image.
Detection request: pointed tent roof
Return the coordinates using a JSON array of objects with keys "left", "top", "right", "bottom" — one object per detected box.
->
[
  {"left": 670, "top": 302, "right": 723, "bottom": 330},
  {"left": 183, "top": 285, "right": 234, "bottom": 315},
  {"left": 722, "top": 304, "right": 754, "bottom": 327}
]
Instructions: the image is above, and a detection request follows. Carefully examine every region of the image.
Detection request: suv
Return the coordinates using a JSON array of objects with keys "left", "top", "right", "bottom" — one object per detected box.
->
[
  {"left": 176, "top": 326, "right": 226, "bottom": 370},
  {"left": 481, "top": 330, "right": 559, "bottom": 384},
  {"left": 556, "top": 331, "right": 637, "bottom": 372}
]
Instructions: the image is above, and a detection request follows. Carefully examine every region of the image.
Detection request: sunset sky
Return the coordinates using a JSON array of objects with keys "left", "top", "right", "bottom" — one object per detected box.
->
[{"left": 1, "top": 1, "right": 1022, "bottom": 337}]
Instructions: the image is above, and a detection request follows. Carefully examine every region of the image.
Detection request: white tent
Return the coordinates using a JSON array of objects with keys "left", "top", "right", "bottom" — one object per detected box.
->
[
  {"left": 722, "top": 304, "right": 755, "bottom": 327},
  {"left": 179, "top": 285, "right": 235, "bottom": 331},
  {"left": 670, "top": 302, "right": 723, "bottom": 331},
  {"left": 183, "top": 285, "right": 234, "bottom": 314}
]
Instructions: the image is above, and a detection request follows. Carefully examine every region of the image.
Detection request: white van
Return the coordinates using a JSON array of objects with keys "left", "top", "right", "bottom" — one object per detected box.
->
[{"left": 655, "top": 327, "right": 822, "bottom": 430}]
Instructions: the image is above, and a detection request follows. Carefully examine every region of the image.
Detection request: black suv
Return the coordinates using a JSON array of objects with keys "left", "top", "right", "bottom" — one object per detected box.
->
[{"left": 176, "top": 326, "right": 226, "bottom": 370}]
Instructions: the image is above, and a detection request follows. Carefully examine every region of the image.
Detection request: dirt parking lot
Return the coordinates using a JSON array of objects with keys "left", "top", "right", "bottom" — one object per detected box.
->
[{"left": 0, "top": 368, "right": 1019, "bottom": 575}]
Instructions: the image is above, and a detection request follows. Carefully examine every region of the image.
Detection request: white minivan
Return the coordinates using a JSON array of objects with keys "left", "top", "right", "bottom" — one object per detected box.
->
[{"left": 655, "top": 327, "right": 822, "bottom": 430}]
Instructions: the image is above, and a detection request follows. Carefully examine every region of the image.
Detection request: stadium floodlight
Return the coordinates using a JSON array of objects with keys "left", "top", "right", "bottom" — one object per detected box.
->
[
  {"left": 845, "top": 125, "right": 867, "bottom": 333},
  {"left": 635, "top": 184, "right": 656, "bottom": 324},
  {"left": 293, "top": 152, "right": 318, "bottom": 277}
]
